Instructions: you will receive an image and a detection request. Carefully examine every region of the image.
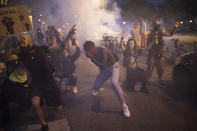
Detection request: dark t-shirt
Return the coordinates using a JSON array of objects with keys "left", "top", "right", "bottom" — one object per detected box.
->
[
  {"left": 57, "top": 47, "right": 80, "bottom": 78},
  {"left": 123, "top": 48, "right": 138, "bottom": 66},
  {"left": 18, "top": 46, "right": 54, "bottom": 82},
  {"left": 91, "top": 47, "right": 117, "bottom": 69}
]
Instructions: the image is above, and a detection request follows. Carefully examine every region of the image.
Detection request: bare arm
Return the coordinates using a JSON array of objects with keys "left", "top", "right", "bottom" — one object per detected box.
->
[
  {"left": 62, "top": 24, "right": 76, "bottom": 48},
  {"left": 48, "top": 24, "right": 76, "bottom": 53},
  {"left": 121, "top": 31, "right": 126, "bottom": 52},
  {"left": 70, "top": 37, "right": 80, "bottom": 62},
  {"left": 162, "top": 22, "right": 180, "bottom": 37}
]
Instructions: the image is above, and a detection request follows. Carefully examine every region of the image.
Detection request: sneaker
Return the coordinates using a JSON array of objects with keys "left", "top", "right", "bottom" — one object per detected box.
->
[
  {"left": 73, "top": 86, "right": 78, "bottom": 94},
  {"left": 92, "top": 90, "right": 99, "bottom": 96},
  {"left": 122, "top": 104, "right": 130, "bottom": 118},
  {"left": 98, "top": 87, "right": 104, "bottom": 92},
  {"left": 42, "top": 124, "right": 49, "bottom": 131}
]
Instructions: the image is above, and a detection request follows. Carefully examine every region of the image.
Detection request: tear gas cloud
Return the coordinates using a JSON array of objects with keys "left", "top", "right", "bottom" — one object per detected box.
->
[{"left": 41, "top": 0, "right": 131, "bottom": 43}]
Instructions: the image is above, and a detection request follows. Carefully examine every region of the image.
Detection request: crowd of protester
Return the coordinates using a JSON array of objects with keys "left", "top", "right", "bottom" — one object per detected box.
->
[{"left": 0, "top": 17, "right": 180, "bottom": 131}]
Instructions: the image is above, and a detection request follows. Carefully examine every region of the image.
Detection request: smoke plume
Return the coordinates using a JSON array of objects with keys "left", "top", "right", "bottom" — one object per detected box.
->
[{"left": 40, "top": 0, "right": 125, "bottom": 43}]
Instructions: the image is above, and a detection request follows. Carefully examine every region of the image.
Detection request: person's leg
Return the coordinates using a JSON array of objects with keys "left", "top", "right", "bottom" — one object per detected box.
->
[
  {"left": 92, "top": 69, "right": 110, "bottom": 94},
  {"left": 130, "top": 80, "right": 136, "bottom": 92},
  {"left": 126, "top": 68, "right": 136, "bottom": 92},
  {"left": 125, "top": 68, "right": 130, "bottom": 89},
  {"left": 156, "top": 57, "right": 164, "bottom": 82},
  {"left": 31, "top": 96, "right": 48, "bottom": 129},
  {"left": 68, "top": 74, "right": 78, "bottom": 94},
  {"left": 110, "top": 63, "right": 130, "bottom": 118},
  {"left": 147, "top": 52, "right": 154, "bottom": 79},
  {"left": 44, "top": 80, "right": 63, "bottom": 111},
  {"left": 1, "top": 86, "right": 9, "bottom": 127},
  {"left": 141, "top": 34, "right": 146, "bottom": 48},
  {"left": 137, "top": 68, "right": 149, "bottom": 93},
  {"left": 110, "top": 63, "right": 125, "bottom": 104}
]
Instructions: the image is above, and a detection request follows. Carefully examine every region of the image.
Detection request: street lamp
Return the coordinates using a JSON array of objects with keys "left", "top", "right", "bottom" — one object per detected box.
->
[{"left": 123, "top": 21, "right": 127, "bottom": 25}]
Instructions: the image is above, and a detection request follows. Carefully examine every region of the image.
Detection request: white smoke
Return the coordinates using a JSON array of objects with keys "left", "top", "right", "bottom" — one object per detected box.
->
[{"left": 41, "top": 0, "right": 124, "bottom": 44}]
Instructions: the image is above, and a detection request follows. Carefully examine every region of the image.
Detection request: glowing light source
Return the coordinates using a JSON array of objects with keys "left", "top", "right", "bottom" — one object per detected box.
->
[
  {"left": 189, "top": 20, "right": 192, "bottom": 23},
  {"left": 123, "top": 21, "right": 127, "bottom": 25},
  {"left": 42, "top": 21, "right": 45, "bottom": 25},
  {"left": 38, "top": 19, "right": 41, "bottom": 22},
  {"left": 40, "top": 14, "right": 42, "bottom": 17},
  {"left": 180, "top": 21, "right": 183, "bottom": 24}
]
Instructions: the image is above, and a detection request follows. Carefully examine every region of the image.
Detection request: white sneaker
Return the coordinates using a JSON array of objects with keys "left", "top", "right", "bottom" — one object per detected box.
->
[
  {"left": 92, "top": 90, "right": 99, "bottom": 96},
  {"left": 122, "top": 103, "right": 130, "bottom": 118},
  {"left": 73, "top": 86, "right": 78, "bottom": 94}
]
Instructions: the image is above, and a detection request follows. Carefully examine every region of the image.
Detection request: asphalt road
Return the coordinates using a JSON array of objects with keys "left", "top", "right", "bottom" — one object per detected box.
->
[
  {"left": 61, "top": 52, "right": 197, "bottom": 131},
  {"left": 5, "top": 39, "right": 197, "bottom": 131}
]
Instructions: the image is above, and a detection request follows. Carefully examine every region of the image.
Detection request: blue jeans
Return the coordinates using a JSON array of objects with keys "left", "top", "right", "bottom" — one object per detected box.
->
[{"left": 93, "top": 63, "right": 126, "bottom": 104}]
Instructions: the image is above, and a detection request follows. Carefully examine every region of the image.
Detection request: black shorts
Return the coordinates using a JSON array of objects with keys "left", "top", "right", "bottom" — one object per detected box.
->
[{"left": 31, "top": 78, "right": 62, "bottom": 107}]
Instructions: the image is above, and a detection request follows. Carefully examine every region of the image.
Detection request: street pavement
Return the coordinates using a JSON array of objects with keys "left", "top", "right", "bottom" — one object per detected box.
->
[
  {"left": 5, "top": 41, "right": 197, "bottom": 131},
  {"left": 61, "top": 52, "right": 197, "bottom": 131}
]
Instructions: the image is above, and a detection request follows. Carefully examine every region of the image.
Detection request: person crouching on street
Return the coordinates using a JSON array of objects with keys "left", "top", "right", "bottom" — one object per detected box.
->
[{"left": 55, "top": 34, "right": 80, "bottom": 94}]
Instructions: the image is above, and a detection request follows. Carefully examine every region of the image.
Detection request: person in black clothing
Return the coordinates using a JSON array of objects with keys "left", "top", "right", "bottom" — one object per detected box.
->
[
  {"left": 55, "top": 34, "right": 80, "bottom": 94},
  {"left": 121, "top": 32, "right": 148, "bottom": 93},
  {"left": 0, "top": 33, "right": 31, "bottom": 128},
  {"left": 35, "top": 28, "right": 45, "bottom": 46},
  {"left": 126, "top": 57, "right": 148, "bottom": 93},
  {"left": 15, "top": 25, "right": 76, "bottom": 131}
]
